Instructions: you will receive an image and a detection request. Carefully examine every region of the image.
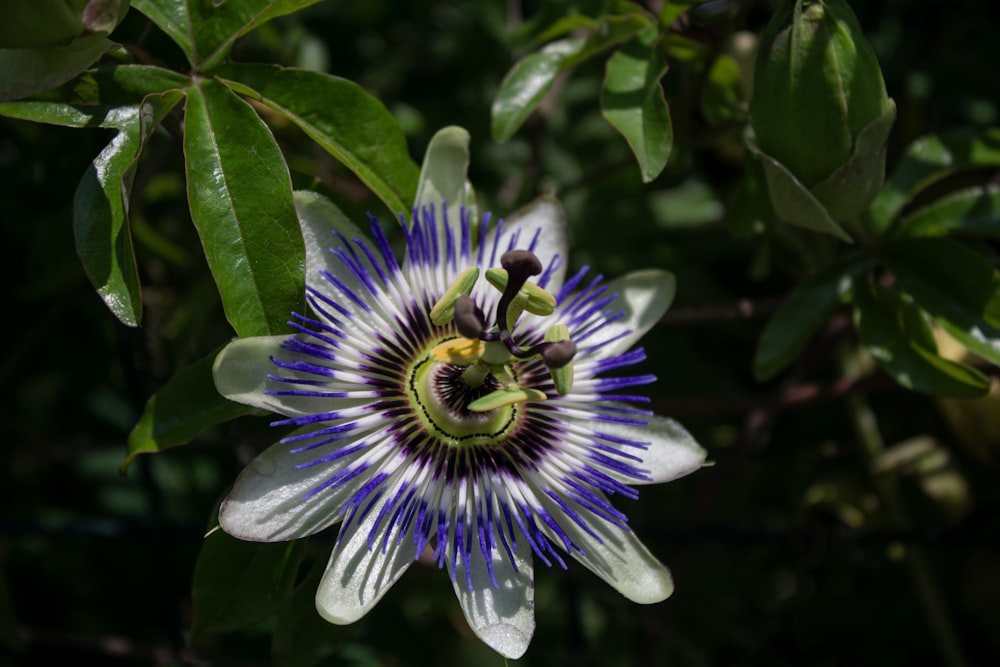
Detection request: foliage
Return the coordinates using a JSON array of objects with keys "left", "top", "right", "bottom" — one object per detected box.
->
[{"left": 3, "top": 0, "right": 1000, "bottom": 665}]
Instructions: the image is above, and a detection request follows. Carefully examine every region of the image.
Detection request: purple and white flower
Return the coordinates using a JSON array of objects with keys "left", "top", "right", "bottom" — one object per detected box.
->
[{"left": 213, "top": 128, "right": 705, "bottom": 659}]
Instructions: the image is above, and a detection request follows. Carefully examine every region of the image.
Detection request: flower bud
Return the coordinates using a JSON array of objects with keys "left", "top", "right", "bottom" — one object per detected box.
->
[
  {"left": 749, "top": 0, "right": 895, "bottom": 238},
  {"left": 0, "top": 0, "right": 130, "bottom": 101},
  {"left": 0, "top": 0, "right": 129, "bottom": 49}
]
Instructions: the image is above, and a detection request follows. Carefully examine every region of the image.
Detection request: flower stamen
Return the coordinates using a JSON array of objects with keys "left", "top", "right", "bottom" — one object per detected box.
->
[{"left": 430, "top": 249, "right": 578, "bottom": 401}]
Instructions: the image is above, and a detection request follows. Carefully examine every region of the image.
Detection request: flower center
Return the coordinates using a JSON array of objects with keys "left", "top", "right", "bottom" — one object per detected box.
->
[
  {"left": 408, "top": 351, "right": 517, "bottom": 447},
  {"left": 407, "top": 250, "right": 579, "bottom": 449}
]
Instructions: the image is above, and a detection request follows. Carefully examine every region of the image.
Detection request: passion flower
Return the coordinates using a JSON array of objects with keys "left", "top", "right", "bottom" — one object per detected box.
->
[{"left": 213, "top": 134, "right": 705, "bottom": 659}]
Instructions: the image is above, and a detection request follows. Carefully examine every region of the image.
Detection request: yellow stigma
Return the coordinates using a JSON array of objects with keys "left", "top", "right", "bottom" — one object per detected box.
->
[{"left": 430, "top": 337, "right": 485, "bottom": 365}]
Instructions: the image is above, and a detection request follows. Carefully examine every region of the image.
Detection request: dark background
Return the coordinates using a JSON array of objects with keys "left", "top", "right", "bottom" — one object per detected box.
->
[{"left": 2, "top": 1, "right": 999, "bottom": 665}]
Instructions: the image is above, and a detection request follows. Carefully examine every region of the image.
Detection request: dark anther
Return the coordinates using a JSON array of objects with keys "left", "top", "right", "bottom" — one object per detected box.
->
[
  {"left": 481, "top": 249, "right": 574, "bottom": 366},
  {"left": 454, "top": 295, "right": 486, "bottom": 339},
  {"left": 501, "top": 249, "right": 543, "bottom": 278},
  {"left": 540, "top": 340, "right": 577, "bottom": 369},
  {"left": 495, "top": 250, "right": 543, "bottom": 333}
]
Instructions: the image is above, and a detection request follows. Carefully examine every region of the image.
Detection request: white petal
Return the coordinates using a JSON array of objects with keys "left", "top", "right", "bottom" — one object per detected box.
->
[
  {"left": 213, "top": 335, "right": 366, "bottom": 417},
  {"left": 406, "top": 127, "right": 475, "bottom": 283},
  {"left": 213, "top": 335, "right": 291, "bottom": 412},
  {"left": 495, "top": 196, "right": 569, "bottom": 293},
  {"left": 218, "top": 428, "right": 371, "bottom": 541},
  {"left": 577, "top": 269, "right": 676, "bottom": 358},
  {"left": 414, "top": 126, "right": 473, "bottom": 229},
  {"left": 315, "top": 493, "right": 418, "bottom": 624},
  {"left": 538, "top": 491, "right": 674, "bottom": 604},
  {"left": 294, "top": 190, "right": 381, "bottom": 305},
  {"left": 599, "top": 413, "right": 707, "bottom": 485},
  {"left": 452, "top": 533, "right": 535, "bottom": 659}
]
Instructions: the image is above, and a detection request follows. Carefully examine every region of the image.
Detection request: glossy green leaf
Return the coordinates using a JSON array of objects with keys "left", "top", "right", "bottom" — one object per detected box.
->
[
  {"left": 491, "top": 38, "right": 583, "bottom": 142},
  {"left": 184, "top": 78, "right": 304, "bottom": 337},
  {"left": 601, "top": 29, "right": 672, "bottom": 183},
  {"left": 0, "top": 99, "right": 105, "bottom": 126},
  {"left": 133, "top": 0, "right": 320, "bottom": 70},
  {"left": 215, "top": 63, "right": 419, "bottom": 216},
  {"left": 0, "top": 34, "right": 113, "bottom": 101},
  {"left": 51, "top": 64, "right": 189, "bottom": 105},
  {"left": 894, "top": 185, "right": 1000, "bottom": 237},
  {"left": 272, "top": 560, "right": 349, "bottom": 667},
  {"left": 853, "top": 277, "right": 990, "bottom": 397},
  {"left": 121, "top": 349, "right": 258, "bottom": 474},
  {"left": 76, "top": 93, "right": 182, "bottom": 327},
  {"left": 869, "top": 127, "right": 1000, "bottom": 233},
  {"left": 192, "top": 528, "right": 306, "bottom": 637},
  {"left": 754, "top": 252, "right": 866, "bottom": 380},
  {"left": 0, "top": 96, "right": 181, "bottom": 326},
  {"left": 131, "top": 0, "right": 193, "bottom": 63},
  {"left": 884, "top": 237, "right": 1000, "bottom": 366}
]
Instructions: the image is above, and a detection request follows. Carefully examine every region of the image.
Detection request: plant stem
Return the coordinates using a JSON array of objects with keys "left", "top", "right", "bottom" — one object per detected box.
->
[{"left": 839, "top": 345, "right": 969, "bottom": 667}]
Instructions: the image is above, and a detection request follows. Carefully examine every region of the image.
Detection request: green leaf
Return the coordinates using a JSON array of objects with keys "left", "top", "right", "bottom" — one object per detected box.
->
[
  {"left": 884, "top": 237, "right": 1000, "bottom": 367},
  {"left": 601, "top": 29, "right": 672, "bottom": 182},
  {"left": 869, "top": 127, "right": 1000, "bottom": 233},
  {"left": 853, "top": 276, "right": 990, "bottom": 397},
  {"left": 659, "top": 1, "right": 699, "bottom": 28},
  {"left": 0, "top": 96, "right": 182, "bottom": 326},
  {"left": 184, "top": 77, "right": 305, "bottom": 337},
  {"left": 50, "top": 64, "right": 190, "bottom": 105},
  {"left": 491, "top": 38, "right": 583, "bottom": 142},
  {"left": 0, "top": 99, "right": 106, "bottom": 126},
  {"left": 215, "top": 63, "right": 419, "bottom": 217},
  {"left": 272, "top": 560, "right": 349, "bottom": 667},
  {"left": 0, "top": 34, "right": 113, "bottom": 101},
  {"left": 530, "top": 15, "right": 600, "bottom": 45},
  {"left": 121, "top": 349, "right": 258, "bottom": 474},
  {"left": 561, "top": 11, "right": 653, "bottom": 70},
  {"left": 131, "top": 0, "right": 195, "bottom": 64},
  {"left": 754, "top": 252, "right": 867, "bottom": 380},
  {"left": 198, "top": 0, "right": 322, "bottom": 72},
  {"left": 75, "top": 93, "right": 182, "bottom": 327},
  {"left": 894, "top": 185, "right": 1000, "bottom": 237},
  {"left": 492, "top": 11, "right": 654, "bottom": 142},
  {"left": 751, "top": 139, "right": 853, "bottom": 242},
  {"left": 133, "top": 0, "right": 321, "bottom": 70},
  {"left": 192, "top": 529, "right": 306, "bottom": 637}
]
